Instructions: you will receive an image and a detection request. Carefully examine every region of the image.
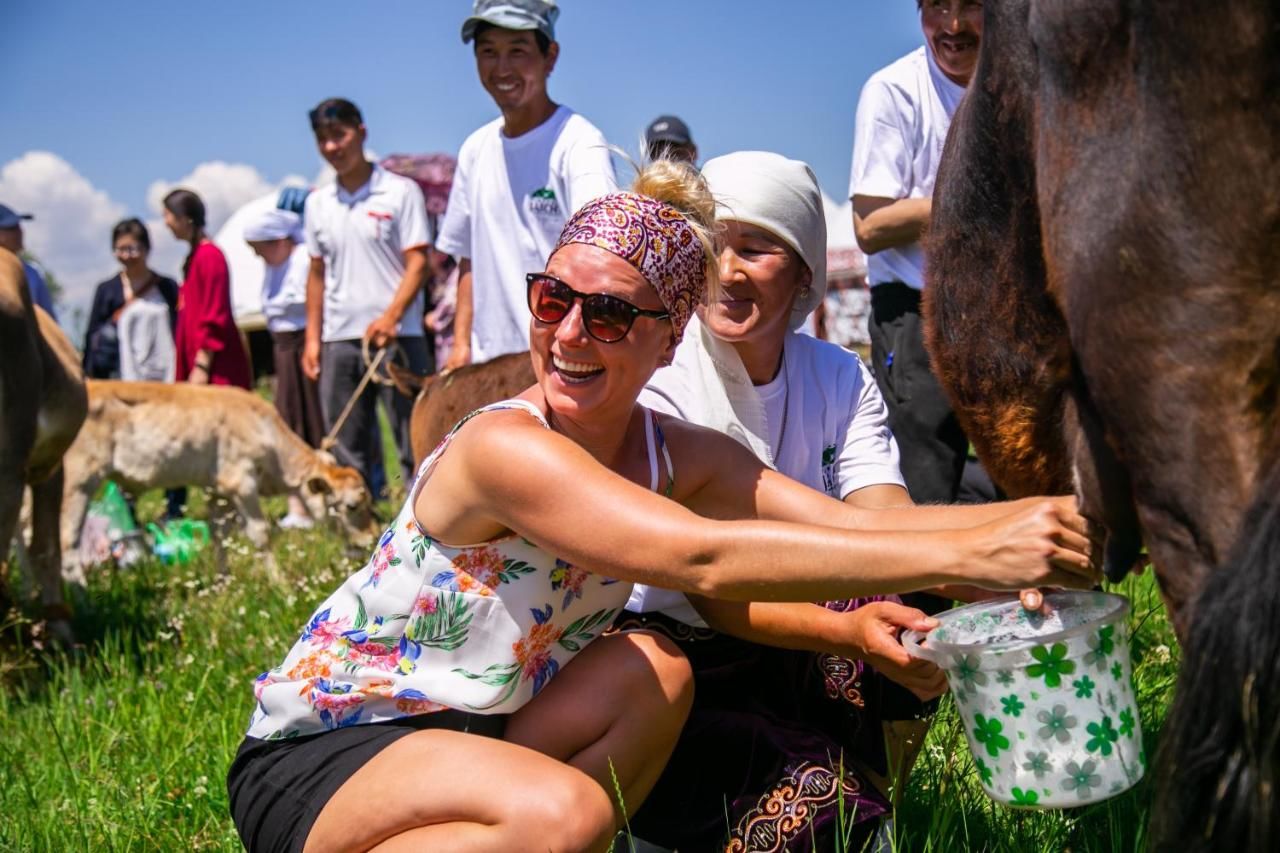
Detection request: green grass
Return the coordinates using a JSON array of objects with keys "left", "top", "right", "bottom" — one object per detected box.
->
[{"left": 1, "top": 464, "right": 1179, "bottom": 852}]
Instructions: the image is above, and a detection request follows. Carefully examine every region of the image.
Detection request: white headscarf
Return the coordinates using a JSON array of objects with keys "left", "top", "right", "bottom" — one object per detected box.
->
[
  {"left": 243, "top": 208, "right": 303, "bottom": 243},
  {"left": 701, "top": 151, "right": 827, "bottom": 331}
]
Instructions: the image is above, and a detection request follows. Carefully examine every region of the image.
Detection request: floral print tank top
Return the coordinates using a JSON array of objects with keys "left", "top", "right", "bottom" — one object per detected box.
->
[{"left": 246, "top": 400, "right": 675, "bottom": 740}]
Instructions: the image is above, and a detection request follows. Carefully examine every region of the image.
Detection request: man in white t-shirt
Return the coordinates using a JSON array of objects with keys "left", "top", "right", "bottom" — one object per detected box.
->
[
  {"left": 301, "top": 98, "right": 432, "bottom": 493},
  {"left": 435, "top": 0, "right": 617, "bottom": 368},
  {"left": 849, "top": 0, "right": 982, "bottom": 505}
]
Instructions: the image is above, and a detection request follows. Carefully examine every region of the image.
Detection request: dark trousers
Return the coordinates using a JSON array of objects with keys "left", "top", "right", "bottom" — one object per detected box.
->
[
  {"left": 319, "top": 337, "right": 431, "bottom": 494},
  {"left": 271, "top": 330, "right": 325, "bottom": 448},
  {"left": 868, "top": 282, "right": 969, "bottom": 505}
]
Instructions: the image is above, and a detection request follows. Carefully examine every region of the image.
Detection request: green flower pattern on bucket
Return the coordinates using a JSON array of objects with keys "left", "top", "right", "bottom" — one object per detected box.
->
[
  {"left": 900, "top": 591, "right": 1145, "bottom": 809},
  {"left": 1086, "top": 716, "right": 1120, "bottom": 756},
  {"left": 1084, "top": 625, "right": 1115, "bottom": 670},
  {"left": 973, "top": 714, "right": 1011, "bottom": 757},
  {"left": 1026, "top": 642, "right": 1075, "bottom": 687},
  {"left": 1010, "top": 787, "right": 1040, "bottom": 806}
]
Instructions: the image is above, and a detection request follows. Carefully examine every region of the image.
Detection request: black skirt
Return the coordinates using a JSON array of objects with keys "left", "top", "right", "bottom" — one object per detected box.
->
[{"left": 226, "top": 711, "right": 506, "bottom": 853}]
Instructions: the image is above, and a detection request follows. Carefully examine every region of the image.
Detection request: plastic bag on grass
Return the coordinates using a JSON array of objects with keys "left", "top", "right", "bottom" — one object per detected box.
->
[
  {"left": 148, "top": 519, "right": 210, "bottom": 566},
  {"left": 79, "top": 481, "right": 148, "bottom": 568}
]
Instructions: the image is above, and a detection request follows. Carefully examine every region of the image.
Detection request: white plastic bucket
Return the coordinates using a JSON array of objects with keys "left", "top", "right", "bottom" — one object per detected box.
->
[{"left": 902, "top": 591, "right": 1144, "bottom": 808}]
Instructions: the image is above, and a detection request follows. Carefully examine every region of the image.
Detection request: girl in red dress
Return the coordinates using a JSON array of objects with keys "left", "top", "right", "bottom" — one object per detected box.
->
[{"left": 163, "top": 189, "right": 252, "bottom": 388}]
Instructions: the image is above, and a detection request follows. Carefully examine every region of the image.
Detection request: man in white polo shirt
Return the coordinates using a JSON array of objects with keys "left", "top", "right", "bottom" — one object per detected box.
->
[
  {"left": 301, "top": 98, "right": 431, "bottom": 493},
  {"left": 849, "top": 0, "right": 982, "bottom": 505},
  {"left": 436, "top": 0, "right": 616, "bottom": 368}
]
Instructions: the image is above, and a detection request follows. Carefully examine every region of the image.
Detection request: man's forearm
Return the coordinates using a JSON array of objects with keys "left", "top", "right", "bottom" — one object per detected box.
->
[
  {"left": 853, "top": 196, "right": 932, "bottom": 254},
  {"left": 385, "top": 250, "right": 429, "bottom": 321},
  {"left": 305, "top": 263, "right": 325, "bottom": 340},
  {"left": 453, "top": 261, "right": 474, "bottom": 346}
]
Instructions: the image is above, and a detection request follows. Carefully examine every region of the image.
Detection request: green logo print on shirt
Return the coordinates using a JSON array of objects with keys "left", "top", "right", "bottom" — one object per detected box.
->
[{"left": 529, "top": 187, "right": 561, "bottom": 217}]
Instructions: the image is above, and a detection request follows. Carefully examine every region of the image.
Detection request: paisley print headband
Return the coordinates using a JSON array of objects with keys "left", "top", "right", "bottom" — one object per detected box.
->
[{"left": 552, "top": 192, "right": 707, "bottom": 342}]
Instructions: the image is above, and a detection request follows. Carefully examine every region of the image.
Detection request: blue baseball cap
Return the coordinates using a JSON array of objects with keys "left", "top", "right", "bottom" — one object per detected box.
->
[
  {"left": 0, "top": 204, "right": 33, "bottom": 229},
  {"left": 461, "top": 0, "right": 558, "bottom": 44}
]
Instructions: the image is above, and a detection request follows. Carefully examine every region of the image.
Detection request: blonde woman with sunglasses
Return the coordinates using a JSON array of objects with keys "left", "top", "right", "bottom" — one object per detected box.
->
[{"left": 228, "top": 160, "right": 1095, "bottom": 853}]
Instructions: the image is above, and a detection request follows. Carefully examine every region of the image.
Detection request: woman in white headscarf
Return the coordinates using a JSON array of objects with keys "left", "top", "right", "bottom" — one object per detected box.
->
[
  {"left": 245, "top": 205, "right": 326, "bottom": 528},
  {"left": 622, "top": 151, "right": 1027, "bottom": 851}
]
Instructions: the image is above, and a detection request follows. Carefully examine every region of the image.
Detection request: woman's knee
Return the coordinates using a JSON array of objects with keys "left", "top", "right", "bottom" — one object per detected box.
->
[
  {"left": 521, "top": 766, "right": 616, "bottom": 851},
  {"left": 612, "top": 630, "right": 695, "bottom": 713}
]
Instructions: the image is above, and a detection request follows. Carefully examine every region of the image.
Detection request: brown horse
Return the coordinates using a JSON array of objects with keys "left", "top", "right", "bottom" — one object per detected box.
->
[{"left": 924, "top": 0, "right": 1278, "bottom": 848}]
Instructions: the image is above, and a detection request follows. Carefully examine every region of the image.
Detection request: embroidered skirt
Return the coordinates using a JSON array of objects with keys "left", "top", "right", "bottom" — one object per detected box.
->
[{"left": 616, "top": 597, "right": 935, "bottom": 852}]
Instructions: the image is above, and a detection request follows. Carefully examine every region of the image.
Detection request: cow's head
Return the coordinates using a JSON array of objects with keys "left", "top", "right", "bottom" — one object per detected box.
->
[{"left": 305, "top": 461, "right": 380, "bottom": 548}]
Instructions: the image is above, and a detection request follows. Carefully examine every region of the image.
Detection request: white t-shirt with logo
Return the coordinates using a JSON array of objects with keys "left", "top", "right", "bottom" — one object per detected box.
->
[
  {"left": 261, "top": 242, "right": 310, "bottom": 334},
  {"left": 304, "top": 164, "right": 431, "bottom": 342},
  {"left": 627, "top": 322, "right": 906, "bottom": 626},
  {"left": 435, "top": 105, "right": 617, "bottom": 362},
  {"left": 849, "top": 45, "right": 965, "bottom": 289}
]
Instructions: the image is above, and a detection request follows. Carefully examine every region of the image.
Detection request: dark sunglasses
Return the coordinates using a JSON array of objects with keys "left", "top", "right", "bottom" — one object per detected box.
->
[{"left": 526, "top": 273, "right": 669, "bottom": 344}]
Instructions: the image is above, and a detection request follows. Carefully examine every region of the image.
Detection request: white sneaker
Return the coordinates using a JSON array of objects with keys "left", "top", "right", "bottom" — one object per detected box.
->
[{"left": 278, "top": 513, "right": 314, "bottom": 531}]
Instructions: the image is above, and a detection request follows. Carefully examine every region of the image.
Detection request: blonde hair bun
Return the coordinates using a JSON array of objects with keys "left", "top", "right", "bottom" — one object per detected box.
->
[{"left": 631, "top": 159, "right": 720, "bottom": 300}]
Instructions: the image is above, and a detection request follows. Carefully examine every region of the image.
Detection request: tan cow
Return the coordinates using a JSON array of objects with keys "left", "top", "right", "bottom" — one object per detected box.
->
[
  {"left": 61, "top": 381, "right": 381, "bottom": 581},
  {"left": 390, "top": 352, "right": 535, "bottom": 467},
  {"left": 0, "top": 249, "right": 87, "bottom": 644}
]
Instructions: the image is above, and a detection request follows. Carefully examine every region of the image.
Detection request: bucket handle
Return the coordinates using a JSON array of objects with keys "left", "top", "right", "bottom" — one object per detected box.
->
[{"left": 900, "top": 628, "right": 945, "bottom": 665}]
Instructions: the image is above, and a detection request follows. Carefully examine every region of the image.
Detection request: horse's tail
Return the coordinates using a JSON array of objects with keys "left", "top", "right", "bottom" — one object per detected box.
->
[{"left": 1152, "top": 455, "right": 1280, "bottom": 851}]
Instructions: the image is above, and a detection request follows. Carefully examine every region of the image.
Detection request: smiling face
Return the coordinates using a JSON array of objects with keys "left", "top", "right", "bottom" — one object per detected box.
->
[
  {"left": 701, "top": 220, "right": 811, "bottom": 348},
  {"left": 921, "top": 0, "right": 984, "bottom": 86},
  {"left": 313, "top": 120, "right": 367, "bottom": 180},
  {"left": 113, "top": 232, "right": 149, "bottom": 271},
  {"left": 530, "top": 243, "right": 675, "bottom": 426},
  {"left": 474, "top": 27, "right": 558, "bottom": 116}
]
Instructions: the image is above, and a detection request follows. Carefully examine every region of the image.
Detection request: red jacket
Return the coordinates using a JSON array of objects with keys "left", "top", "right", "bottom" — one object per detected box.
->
[{"left": 175, "top": 241, "right": 251, "bottom": 388}]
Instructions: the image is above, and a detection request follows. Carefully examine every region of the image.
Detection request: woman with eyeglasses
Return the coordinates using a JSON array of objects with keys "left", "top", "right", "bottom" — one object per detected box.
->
[
  {"left": 83, "top": 218, "right": 179, "bottom": 380},
  {"left": 227, "top": 160, "right": 1096, "bottom": 853}
]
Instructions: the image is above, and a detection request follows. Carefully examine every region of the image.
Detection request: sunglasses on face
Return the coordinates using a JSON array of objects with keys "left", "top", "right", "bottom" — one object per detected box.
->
[{"left": 526, "top": 273, "right": 669, "bottom": 344}]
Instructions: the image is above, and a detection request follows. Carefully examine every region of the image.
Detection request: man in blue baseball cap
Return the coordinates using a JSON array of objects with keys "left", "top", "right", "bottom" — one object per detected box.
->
[
  {"left": 436, "top": 0, "right": 617, "bottom": 369},
  {"left": 0, "top": 204, "right": 58, "bottom": 320}
]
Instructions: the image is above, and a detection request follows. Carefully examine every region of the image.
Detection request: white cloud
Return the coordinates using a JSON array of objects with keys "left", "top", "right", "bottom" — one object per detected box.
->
[
  {"left": 143, "top": 161, "right": 308, "bottom": 280},
  {"left": 0, "top": 151, "right": 125, "bottom": 315},
  {"left": 0, "top": 151, "right": 309, "bottom": 340}
]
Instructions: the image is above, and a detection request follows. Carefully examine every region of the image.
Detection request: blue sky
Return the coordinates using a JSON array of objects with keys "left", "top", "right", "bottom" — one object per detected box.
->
[{"left": 2, "top": 0, "right": 925, "bottom": 318}]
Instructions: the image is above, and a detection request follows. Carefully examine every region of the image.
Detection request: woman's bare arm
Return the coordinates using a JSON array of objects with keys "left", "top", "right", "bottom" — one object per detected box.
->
[{"left": 418, "top": 410, "right": 1096, "bottom": 602}]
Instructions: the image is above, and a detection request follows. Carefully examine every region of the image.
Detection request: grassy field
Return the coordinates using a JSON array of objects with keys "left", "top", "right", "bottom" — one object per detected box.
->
[{"left": 0, "top": 484, "right": 1179, "bottom": 852}]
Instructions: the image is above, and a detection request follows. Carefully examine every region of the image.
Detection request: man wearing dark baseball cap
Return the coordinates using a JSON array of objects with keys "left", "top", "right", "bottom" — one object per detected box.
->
[
  {"left": 644, "top": 115, "right": 698, "bottom": 165},
  {"left": 435, "top": 0, "right": 617, "bottom": 368},
  {"left": 0, "top": 203, "right": 58, "bottom": 320}
]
